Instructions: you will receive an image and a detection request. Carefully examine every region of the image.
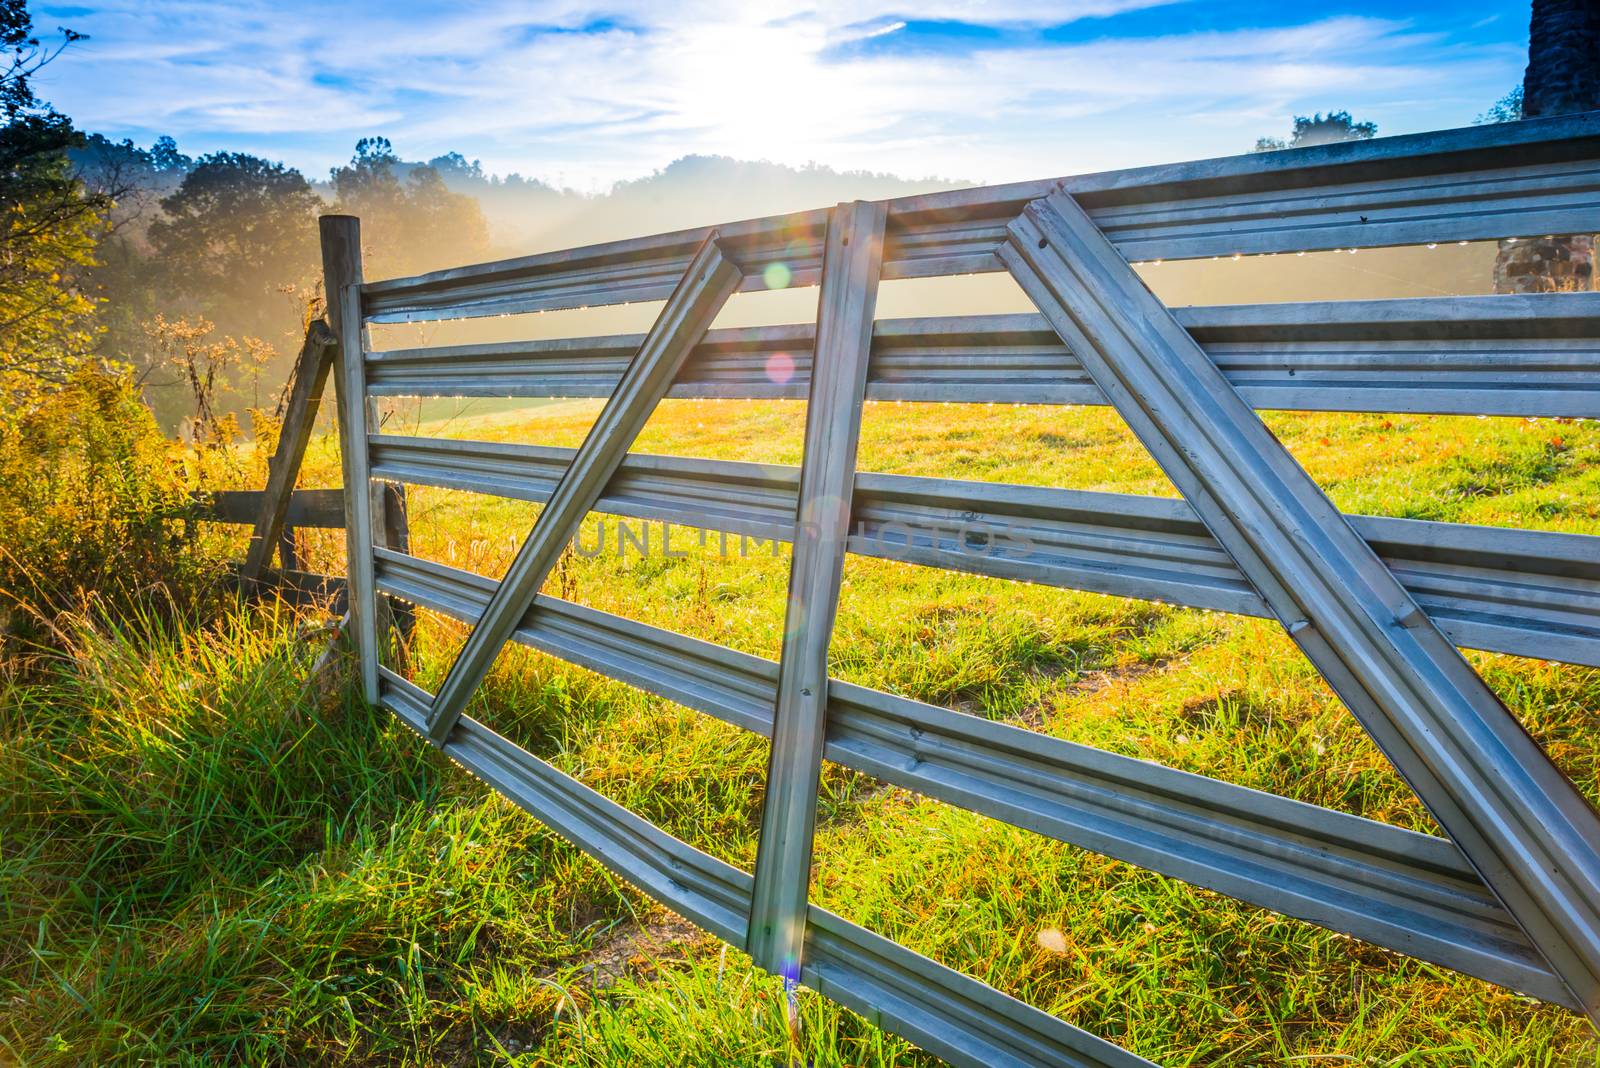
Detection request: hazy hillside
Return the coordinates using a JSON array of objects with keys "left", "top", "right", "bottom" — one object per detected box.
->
[
  {"left": 423, "top": 152, "right": 971, "bottom": 256},
  {"left": 69, "top": 134, "right": 1503, "bottom": 428}
]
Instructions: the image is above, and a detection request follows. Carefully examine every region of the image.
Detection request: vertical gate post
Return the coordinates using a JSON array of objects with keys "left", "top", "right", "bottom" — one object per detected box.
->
[
  {"left": 747, "top": 201, "right": 887, "bottom": 977},
  {"left": 276, "top": 525, "right": 299, "bottom": 572},
  {"left": 320, "top": 214, "right": 381, "bottom": 705},
  {"left": 382, "top": 481, "right": 416, "bottom": 673}
]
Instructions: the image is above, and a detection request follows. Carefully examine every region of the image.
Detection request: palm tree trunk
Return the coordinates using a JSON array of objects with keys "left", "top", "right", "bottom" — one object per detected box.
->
[{"left": 1494, "top": 0, "right": 1599, "bottom": 294}]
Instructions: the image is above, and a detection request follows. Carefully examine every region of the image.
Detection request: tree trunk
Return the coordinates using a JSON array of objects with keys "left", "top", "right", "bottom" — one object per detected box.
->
[{"left": 1494, "top": 0, "right": 1600, "bottom": 294}]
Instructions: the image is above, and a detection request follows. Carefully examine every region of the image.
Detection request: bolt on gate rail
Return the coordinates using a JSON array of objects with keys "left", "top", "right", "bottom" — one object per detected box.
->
[{"left": 322, "top": 111, "right": 1600, "bottom": 1066}]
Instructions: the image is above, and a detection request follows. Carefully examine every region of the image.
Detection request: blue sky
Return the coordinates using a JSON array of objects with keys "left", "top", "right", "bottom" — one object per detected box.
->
[{"left": 38, "top": 1, "right": 1527, "bottom": 189}]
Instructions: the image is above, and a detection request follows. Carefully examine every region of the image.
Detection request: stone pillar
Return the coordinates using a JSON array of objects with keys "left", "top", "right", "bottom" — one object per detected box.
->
[{"left": 1494, "top": 1, "right": 1598, "bottom": 294}]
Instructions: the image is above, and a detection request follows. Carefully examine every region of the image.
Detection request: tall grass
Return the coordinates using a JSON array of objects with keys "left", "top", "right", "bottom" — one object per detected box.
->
[
  {"left": 0, "top": 597, "right": 928, "bottom": 1065},
  {"left": 2, "top": 395, "right": 1598, "bottom": 1064}
]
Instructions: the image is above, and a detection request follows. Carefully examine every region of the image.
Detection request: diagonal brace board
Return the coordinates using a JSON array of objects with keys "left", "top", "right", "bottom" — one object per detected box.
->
[
  {"left": 424, "top": 234, "right": 744, "bottom": 744},
  {"left": 748, "top": 201, "right": 887, "bottom": 974},
  {"left": 999, "top": 188, "right": 1600, "bottom": 1022},
  {"left": 241, "top": 321, "right": 337, "bottom": 585}
]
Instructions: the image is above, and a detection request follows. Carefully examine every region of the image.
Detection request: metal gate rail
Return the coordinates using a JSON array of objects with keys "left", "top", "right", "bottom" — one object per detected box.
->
[
  {"left": 364, "top": 434, "right": 1600, "bottom": 667},
  {"left": 379, "top": 669, "right": 1151, "bottom": 1068},
  {"left": 371, "top": 547, "right": 1571, "bottom": 1006},
  {"left": 325, "top": 111, "right": 1600, "bottom": 1064},
  {"left": 365, "top": 294, "right": 1600, "bottom": 418}
]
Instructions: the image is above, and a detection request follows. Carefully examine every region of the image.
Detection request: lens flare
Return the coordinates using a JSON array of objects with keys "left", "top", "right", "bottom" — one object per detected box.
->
[
  {"left": 765, "top": 351, "right": 795, "bottom": 384},
  {"left": 763, "top": 262, "right": 792, "bottom": 290}
]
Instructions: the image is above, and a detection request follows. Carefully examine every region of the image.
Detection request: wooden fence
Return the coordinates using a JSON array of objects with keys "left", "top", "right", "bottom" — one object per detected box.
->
[
  {"left": 323, "top": 112, "right": 1600, "bottom": 1065},
  {"left": 191, "top": 322, "right": 412, "bottom": 641}
]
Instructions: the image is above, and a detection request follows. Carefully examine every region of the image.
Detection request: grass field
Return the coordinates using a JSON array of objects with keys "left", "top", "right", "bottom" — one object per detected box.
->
[{"left": 3, "top": 393, "right": 1599, "bottom": 1065}]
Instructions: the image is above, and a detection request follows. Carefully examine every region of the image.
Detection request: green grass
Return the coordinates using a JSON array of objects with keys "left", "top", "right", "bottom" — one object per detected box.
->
[{"left": 2, "top": 398, "right": 1599, "bottom": 1064}]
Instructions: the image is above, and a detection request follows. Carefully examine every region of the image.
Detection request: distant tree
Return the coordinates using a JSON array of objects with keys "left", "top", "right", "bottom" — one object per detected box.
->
[
  {"left": 427, "top": 151, "right": 486, "bottom": 183},
  {"left": 147, "top": 152, "right": 321, "bottom": 339},
  {"left": 330, "top": 136, "right": 489, "bottom": 277},
  {"left": 1475, "top": 86, "right": 1524, "bottom": 124},
  {"left": 0, "top": 0, "right": 109, "bottom": 396},
  {"left": 1493, "top": 0, "right": 1599, "bottom": 293},
  {"left": 150, "top": 135, "right": 191, "bottom": 174},
  {"left": 73, "top": 134, "right": 191, "bottom": 233},
  {"left": 74, "top": 133, "right": 191, "bottom": 196},
  {"left": 66, "top": 134, "right": 195, "bottom": 415},
  {"left": 1253, "top": 110, "right": 1377, "bottom": 152}
]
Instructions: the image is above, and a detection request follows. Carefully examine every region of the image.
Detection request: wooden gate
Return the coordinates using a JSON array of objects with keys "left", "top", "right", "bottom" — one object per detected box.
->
[{"left": 326, "top": 112, "right": 1600, "bottom": 1065}]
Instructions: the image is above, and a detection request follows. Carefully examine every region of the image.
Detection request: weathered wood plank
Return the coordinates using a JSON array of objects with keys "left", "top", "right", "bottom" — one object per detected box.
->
[
  {"left": 240, "top": 322, "right": 337, "bottom": 583},
  {"left": 321, "top": 215, "right": 381, "bottom": 704},
  {"left": 263, "top": 567, "right": 347, "bottom": 610},
  {"left": 200, "top": 488, "right": 346, "bottom": 528}
]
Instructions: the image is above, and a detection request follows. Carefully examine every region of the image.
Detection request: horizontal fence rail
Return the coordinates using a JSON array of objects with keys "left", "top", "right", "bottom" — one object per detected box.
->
[
  {"left": 378, "top": 668, "right": 1154, "bottom": 1068},
  {"left": 195, "top": 486, "right": 412, "bottom": 630},
  {"left": 367, "top": 293, "right": 1600, "bottom": 418},
  {"left": 193, "top": 487, "right": 348, "bottom": 609},
  {"left": 361, "top": 113, "right": 1600, "bottom": 324},
  {"left": 373, "top": 547, "right": 1576, "bottom": 1007},
  {"left": 366, "top": 435, "right": 1600, "bottom": 668},
  {"left": 202, "top": 487, "right": 346, "bottom": 528},
  {"left": 330, "top": 113, "right": 1600, "bottom": 1064}
]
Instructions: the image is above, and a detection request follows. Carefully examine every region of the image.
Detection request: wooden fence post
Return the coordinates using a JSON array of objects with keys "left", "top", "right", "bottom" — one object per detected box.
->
[
  {"left": 382, "top": 481, "right": 415, "bottom": 672},
  {"left": 320, "top": 214, "right": 381, "bottom": 705}
]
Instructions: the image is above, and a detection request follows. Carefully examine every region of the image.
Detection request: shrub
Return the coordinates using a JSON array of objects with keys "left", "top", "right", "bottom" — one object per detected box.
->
[{"left": 0, "top": 362, "right": 225, "bottom": 661}]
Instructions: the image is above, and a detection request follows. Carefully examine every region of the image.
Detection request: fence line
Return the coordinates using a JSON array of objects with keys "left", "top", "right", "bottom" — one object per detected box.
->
[
  {"left": 193, "top": 483, "right": 407, "bottom": 630},
  {"left": 327, "top": 111, "right": 1600, "bottom": 1064}
]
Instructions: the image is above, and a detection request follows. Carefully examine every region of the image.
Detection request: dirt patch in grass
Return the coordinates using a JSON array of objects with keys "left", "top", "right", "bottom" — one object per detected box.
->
[
  {"left": 1014, "top": 655, "right": 1176, "bottom": 731},
  {"left": 578, "top": 911, "right": 708, "bottom": 989},
  {"left": 428, "top": 912, "right": 711, "bottom": 1065}
]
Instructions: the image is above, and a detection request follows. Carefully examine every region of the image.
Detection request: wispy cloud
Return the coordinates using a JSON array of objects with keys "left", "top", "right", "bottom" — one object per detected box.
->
[{"left": 37, "top": 0, "right": 1523, "bottom": 188}]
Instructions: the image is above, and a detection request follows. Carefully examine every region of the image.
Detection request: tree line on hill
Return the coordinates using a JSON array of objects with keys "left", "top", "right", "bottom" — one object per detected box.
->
[
  {"left": 4, "top": 0, "right": 1588, "bottom": 439},
  {"left": 67, "top": 131, "right": 967, "bottom": 431}
]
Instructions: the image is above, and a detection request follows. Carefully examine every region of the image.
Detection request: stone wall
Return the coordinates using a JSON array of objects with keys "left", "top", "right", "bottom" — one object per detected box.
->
[{"left": 1492, "top": 234, "right": 1595, "bottom": 293}]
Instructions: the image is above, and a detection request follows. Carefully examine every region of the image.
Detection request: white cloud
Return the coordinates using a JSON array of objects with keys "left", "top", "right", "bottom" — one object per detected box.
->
[{"left": 38, "top": 1, "right": 1522, "bottom": 188}]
